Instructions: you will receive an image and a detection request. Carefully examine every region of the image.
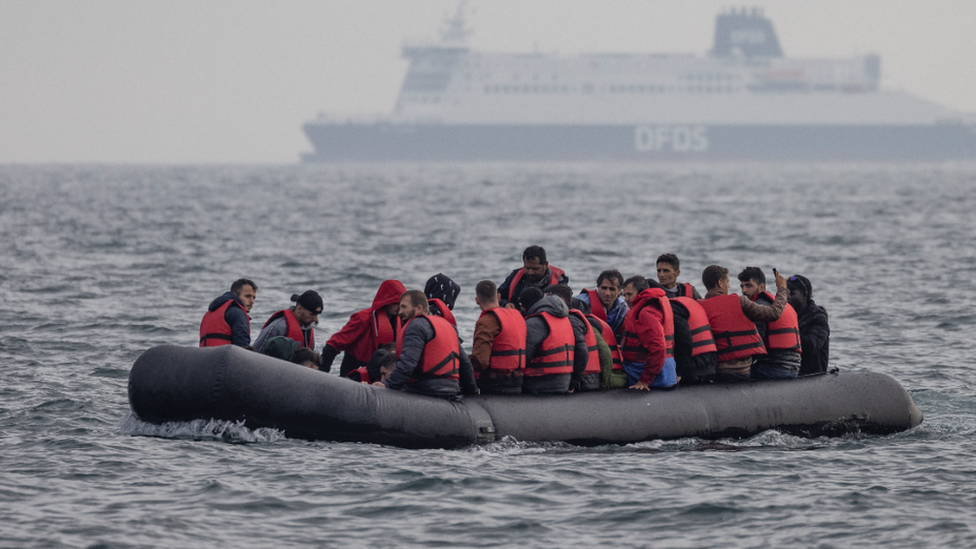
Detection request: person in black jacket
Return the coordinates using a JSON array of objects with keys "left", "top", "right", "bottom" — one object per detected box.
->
[{"left": 787, "top": 274, "right": 830, "bottom": 376}]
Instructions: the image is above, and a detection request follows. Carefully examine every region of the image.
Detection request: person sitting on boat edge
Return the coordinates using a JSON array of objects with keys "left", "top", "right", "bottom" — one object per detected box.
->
[
  {"left": 347, "top": 344, "right": 397, "bottom": 384},
  {"left": 497, "top": 245, "right": 569, "bottom": 311},
  {"left": 424, "top": 273, "right": 461, "bottom": 327},
  {"left": 620, "top": 276, "right": 678, "bottom": 390},
  {"left": 787, "top": 274, "right": 830, "bottom": 376},
  {"left": 545, "top": 284, "right": 601, "bottom": 392},
  {"left": 669, "top": 296, "right": 717, "bottom": 385},
  {"left": 698, "top": 265, "right": 787, "bottom": 382},
  {"left": 470, "top": 280, "right": 526, "bottom": 395},
  {"left": 656, "top": 253, "right": 702, "bottom": 300},
  {"left": 199, "top": 278, "right": 257, "bottom": 348},
  {"left": 739, "top": 267, "right": 802, "bottom": 380},
  {"left": 320, "top": 279, "right": 406, "bottom": 376},
  {"left": 576, "top": 269, "right": 628, "bottom": 340},
  {"left": 374, "top": 290, "right": 478, "bottom": 398},
  {"left": 521, "top": 286, "right": 575, "bottom": 394},
  {"left": 252, "top": 290, "right": 322, "bottom": 354}
]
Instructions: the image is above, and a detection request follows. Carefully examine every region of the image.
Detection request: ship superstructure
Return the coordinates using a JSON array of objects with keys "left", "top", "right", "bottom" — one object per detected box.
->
[{"left": 302, "top": 6, "right": 976, "bottom": 162}]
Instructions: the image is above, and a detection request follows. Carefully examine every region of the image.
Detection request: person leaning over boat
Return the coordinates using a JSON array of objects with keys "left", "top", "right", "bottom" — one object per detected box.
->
[
  {"left": 320, "top": 279, "right": 406, "bottom": 376},
  {"left": 576, "top": 269, "right": 628, "bottom": 340},
  {"left": 669, "top": 296, "right": 718, "bottom": 385},
  {"left": 497, "top": 245, "right": 569, "bottom": 311},
  {"left": 698, "top": 265, "right": 787, "bottom": 382},
  {"left": 656, "top": 253, "right": 702, "bottom": 300},
  {"left": 520, "top": 286, "right": 575, "bottom": 394},
  {"left": 470, "top": 280, "right": 527, "bottom": 395},
  {"left": 199, "top": 278, "right": 258, "bottom": 348},
  {"left": 620, "top": 276, "right": 678, "bottom": 391},
  {"left": 738, "top": 267, "right": 802, "bottom": 380},
  {"left": 347, "top": 344, "right": 397, "bottom": 384},
  {"left": 545, "top": 284, "right": 600, "bottom": 392},
  {"left": 252, "top": 290, "right": 322, "bottom": 353},
  {"left": 374, "top": 290, "right": 478, "bottom": 398},
  {"left": 787, "top": 274, "right": 830, "bottom": 376}
]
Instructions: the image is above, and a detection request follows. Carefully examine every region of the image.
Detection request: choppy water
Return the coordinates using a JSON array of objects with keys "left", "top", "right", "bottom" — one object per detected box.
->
[{"left": 1, "top": 163, "right": 975, "bottom": 548}]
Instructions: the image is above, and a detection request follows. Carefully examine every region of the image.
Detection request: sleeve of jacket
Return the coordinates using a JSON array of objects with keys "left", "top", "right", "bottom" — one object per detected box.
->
[
  {"left": 469, "top": 313, "right": 501, "bottom": 372},
  {"left": 801, "top": 310, "right": 830, "bottom": 355},
  {"left": 637, "top": 307, "right": 667, "bottom": 385},
  {"left": 383, "top": 319, "right": 430, "bottom": 391},
  {"left": 739, "top": 286, "right": 787, "bottom": 323},
  {"left": 456, "top": 346, "right": 479, "bottom": 395},
  {"left": 252, "top": 317, "right": 288, "bottom": 352},
  {"left": 324, "top": 309, "right": 371, "bottom": 352},
  {"left": 496, "top": 269, "right": 519, "bottom": 306},
  {"left": 225, "top": 306, "right": 251, "bottom": 347},
  {"left": 568, "top": 314, "right": 589, "bottom": 382},
  {"left": 523, "top": 316, "right": 549, "bottom": 364}
]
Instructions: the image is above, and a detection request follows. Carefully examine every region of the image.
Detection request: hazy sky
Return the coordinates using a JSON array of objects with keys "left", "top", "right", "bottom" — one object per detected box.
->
[{"left": 2, "top": 0, "right": 975, "bottom": 163}]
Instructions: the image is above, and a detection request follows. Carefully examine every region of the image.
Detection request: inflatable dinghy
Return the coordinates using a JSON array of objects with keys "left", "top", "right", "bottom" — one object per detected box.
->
[{"left": 128, "top": 345, "right": 923, "bottom": 449}]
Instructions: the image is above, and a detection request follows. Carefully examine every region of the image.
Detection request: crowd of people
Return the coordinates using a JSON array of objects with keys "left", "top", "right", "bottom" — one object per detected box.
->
[{"left": 198, "top": 245, "right": 831, "bottom": 399}]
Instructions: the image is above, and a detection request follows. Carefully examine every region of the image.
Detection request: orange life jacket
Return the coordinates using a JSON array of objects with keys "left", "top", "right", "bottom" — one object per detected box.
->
[
  {"left": 507, "top": 265, "right": 566, "bottom": 300},
  {"left": 754, "top": 291, "right": 802, "bottom": 353},
  {"left": 396, "top": 314, "right": 460, "bottom": 381},
  {"left": 698, "top": 294, "right": 766, "bottom": 362},
  {"left": 481, "top": 307, "right": 528, "bottom": 373},
  {"left": 262, "top": 308, "right": 314, "bottom": 348},
  {"left": 586, "top": 313, "right": 623, "bottom": 371},
  {"left": 583, "top": 289, "right": 607, "bottom": 323},
  {"left": 525, "top": 311, "right": 575, "bottom": 377},
  {"left": 568, "top": 310, "right": 600, "bottom": 375},
  {"left": 199, "top": 299, "right": 249, "bottom": 347},
  {"left": 427, "top": 298, "right": 457, "bottom": 327},
  {"left": 620, "top": 291, "right": 674, "bottom": 362},
  {"left": 671, "top": 297, "right": 717, "bottom": 356}
]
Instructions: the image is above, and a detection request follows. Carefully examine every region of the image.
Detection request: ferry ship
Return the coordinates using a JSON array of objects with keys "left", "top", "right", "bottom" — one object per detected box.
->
[{"left": 301, "top": 6, "right": 976, "bottom": 162}]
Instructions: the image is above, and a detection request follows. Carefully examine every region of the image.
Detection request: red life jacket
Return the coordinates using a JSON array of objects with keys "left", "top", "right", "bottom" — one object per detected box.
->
[
  {"left": 481, "top": 307, "right": 528, "bottom": 373},
  {"left": 568, "top": 310, "right": 600, "bottom": 375},
  {"left": 699, "top": 294, "right": 766, "bottom": 362},
  {"left": 263, "top": 308, "right": 314, "bottom": 349},
  {"left": 507, "top": 265, "right": 566, "bottom": 300},
  {"left": 347, "top": 366, "right": 372, "bottom": 384},
  {"left": 525, "top": 311, "right": 575, "bottom": 377},
  {"left": 671, "top": 297, "right": 718, "bottom": 357},
  {"left": 374, "top": 310, "right": 401, "bottom": 349},
  {"left": 680, "top": 282, "right": 696, "bottom": 298},
  {"left": 427, "top": 298, "right": 457, "bottom": 327},
  {"left": 753, "top": 291, "right": 802, "bottom": 353},
  {"left": 199, "top": 299, "right": 249, "bottom": 347},
  {"left": 583, "top": 289, "right": 608, "bottom": 323},
  {"left": 586, "top": 313, "right": 623, "bottom": 371},
  {"left": 396, "top": 314, "right": 460, "bottom": 381},
  {"left": 620, "top": 290, "right": 674, "bottom": 362}
]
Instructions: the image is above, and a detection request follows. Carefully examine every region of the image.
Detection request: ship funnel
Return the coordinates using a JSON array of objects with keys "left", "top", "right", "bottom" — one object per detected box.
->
[{"left": 711, "top": 8, "right": 782, "bottom": 57}]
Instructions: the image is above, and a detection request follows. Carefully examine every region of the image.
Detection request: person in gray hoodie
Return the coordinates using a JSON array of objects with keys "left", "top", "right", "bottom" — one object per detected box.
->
[{"left": 521, "top": 287, "right": 576, "bottom": 394}]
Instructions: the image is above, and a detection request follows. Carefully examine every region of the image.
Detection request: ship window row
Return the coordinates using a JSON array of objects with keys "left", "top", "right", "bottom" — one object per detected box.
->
[
  {"left": 685, "top": 73, "right": 740, "bottom": 81},
  {"left": 484, "top": 84, "right": 573, "bottom": 94}
]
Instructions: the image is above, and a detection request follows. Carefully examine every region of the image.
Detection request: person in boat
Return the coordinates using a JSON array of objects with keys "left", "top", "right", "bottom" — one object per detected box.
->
[
  {"left": 321, "top": 279, "right": 406, "bottom": 376},
  {"left": 656, "top": 253, "right": 702, "bottom": 300},
  {"left": 738, "top": 267, "right": 802, "bottom": 380},
  {"left": 497, "top": 245, "right": 569, "bottom": 310},
  {"left": 470, "top": 280, "right": 526, "bottom": 395},
  {"left": 424, "top": 273, "right": 461, "bottom": 327},
  {"left": 252, "top": 290, "right": 322, "bottom": 353},
  {"left": 620, "top": 276, "right": 678, "bottom": 390},
  {"left": 787, "top": 274, "right": 830, "bottom": 376},
  {"left": 698, "top": 265, "right": 787, "bottom": 382},
  {"left": 545, "top": 284, "right": 601, "bottom": 392},
  {"left": 347, "top": 344, "right": 397, "bottom": 384},
  {"left": 521, "top": 286, "right": 575, "bottom": 394},
  {"left": 576, "top": 269, "right": 628, "bottom": 340},
  {"left": 374, "top": 290, "right": 478, "bottom": 398},
  {"left": 669, "top": 295, "right": 718, "bottom": 385},
  {"left": 289, "top": 347, "right": 322, "bottom": 370},
  {"left": 199, "top": 278, "right": 258, "bottom": 348}
]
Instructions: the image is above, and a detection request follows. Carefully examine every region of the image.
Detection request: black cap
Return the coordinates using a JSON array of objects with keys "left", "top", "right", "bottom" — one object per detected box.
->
[{"left": 291, "top": 290, "right": 323, "bottom": 315}]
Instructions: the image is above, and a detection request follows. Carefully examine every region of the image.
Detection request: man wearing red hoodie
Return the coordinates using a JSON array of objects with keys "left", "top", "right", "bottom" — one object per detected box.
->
[
  {"left": 619, "top": 275, "right": 678, "bottom": 390},
  {"left": 321, "top": 279, "right": 406, "bottom": 376}
]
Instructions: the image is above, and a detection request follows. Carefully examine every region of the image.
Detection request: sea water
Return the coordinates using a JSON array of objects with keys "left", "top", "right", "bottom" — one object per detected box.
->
[{"left": 1, "top": 163, "right": 975, "bottom": 548}]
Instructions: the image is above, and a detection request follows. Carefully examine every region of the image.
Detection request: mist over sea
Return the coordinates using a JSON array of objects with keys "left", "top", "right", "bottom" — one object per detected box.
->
[{"left": 1, "top": 163, "right": 975, "bottom": 548}]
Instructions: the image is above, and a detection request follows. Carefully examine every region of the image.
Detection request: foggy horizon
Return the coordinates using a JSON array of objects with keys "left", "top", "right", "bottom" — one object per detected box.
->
[{"left": 2, "top": 0, "right": 975, "bottom": 164}]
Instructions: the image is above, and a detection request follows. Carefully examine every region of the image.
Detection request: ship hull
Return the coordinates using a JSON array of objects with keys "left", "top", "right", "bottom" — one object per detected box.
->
[{"left": 302, "top": 121, "right": 976, "bottom": 162}]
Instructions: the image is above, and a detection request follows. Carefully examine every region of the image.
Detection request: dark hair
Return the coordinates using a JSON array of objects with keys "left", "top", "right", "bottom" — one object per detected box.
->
[
  {"left": 401, "top": 289, "right": 429, "bottom": 313},
  {"left": 702, "top": 265, "right": 729, "bottom": 290},
  {"left": 596, "top": 269, "right": 624, "bottom": 288},
  {"left": 656, "top": 253, "right": 679, "bottom": 269},
  {"left": 787, "top": 274, "right": 813, "bottom": 300},
  {"left": 231, "top": 278, "right": 257, "bottom": 295},
  {"left": 476, "top": 280, "right": 497, "bottom": 302},
  {"left": 737, "top": 266, "right": 766, "bottom": 285},
  {"left": 522, "top": 245, "right": 547, "bottom": 264},
  {"left": 520, "top": 286, "right": 545, "bottom": 311},
  {"left": 623, "top": 275, "right": 649, "bottom": 293},
  {"left": 545, "top": 283, "right": 574, "bottom": 305},
  {"left": 289, "top": 347, "right": 321, "bottom": 369}
]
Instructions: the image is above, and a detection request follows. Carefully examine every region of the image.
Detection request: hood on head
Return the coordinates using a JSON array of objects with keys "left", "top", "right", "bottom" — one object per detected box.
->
[
  {"left": 372, "top": 280, "right": 407, "bottom": 311},
  {"left": 528, "top": 295, "right": 569, "bottom": 318}
]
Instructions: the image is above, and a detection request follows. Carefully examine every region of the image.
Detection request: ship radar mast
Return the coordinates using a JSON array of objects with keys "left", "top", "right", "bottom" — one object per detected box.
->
[{"left": 439, "top": 1, "right": 471, "bottom": 46}]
